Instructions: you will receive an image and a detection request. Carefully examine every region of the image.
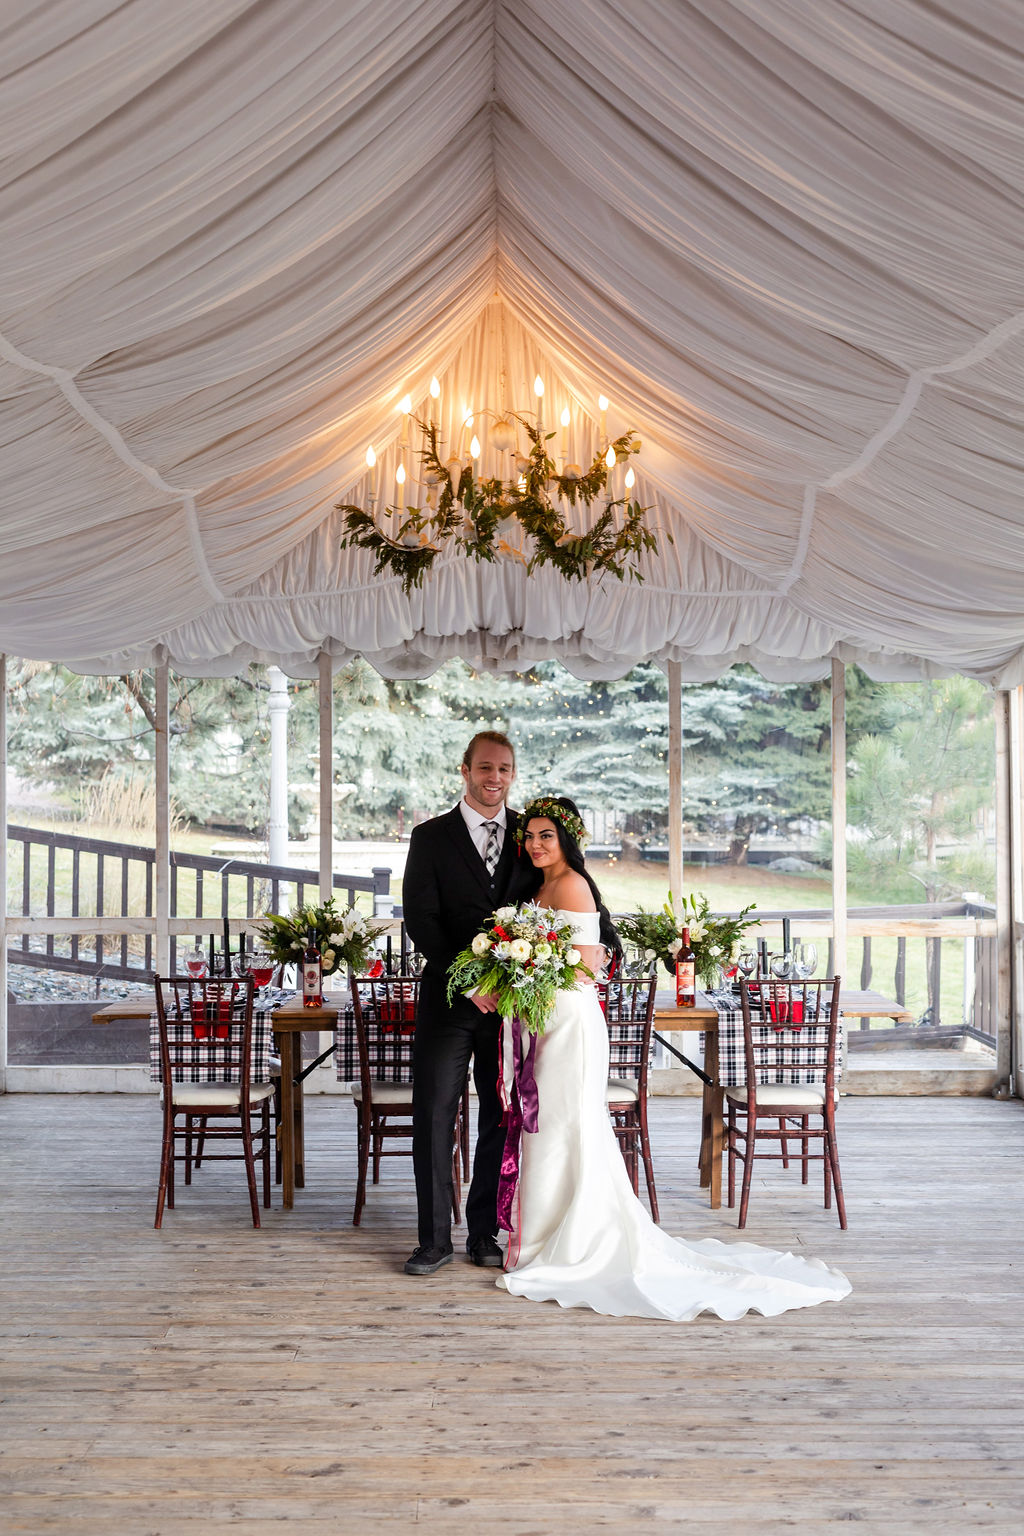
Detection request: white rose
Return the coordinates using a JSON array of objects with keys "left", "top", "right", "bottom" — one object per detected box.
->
[
  {"left": 568, "top": 947, "right": 581, "bottom": 966},
  {"left": 533, "top": 941, "right": 552, "bottom": 958},
  {"left": 644, "top": 947, "right": 656, "bottom": 961},
  {"left": 509, "top": 939, "right": 532, "bottom": 961},
  {"left": 329, "top": 932, "right": 344, "bottom": 945},
  {"left": 493, "top": 905, "right": 517, "bottom": 925},
  {"left": 471, "top": 933, "right": 492, "bottom": 957}
]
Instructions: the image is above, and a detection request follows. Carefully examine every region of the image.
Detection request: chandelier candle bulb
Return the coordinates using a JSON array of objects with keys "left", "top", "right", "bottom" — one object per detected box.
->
[
  {"left": 430, "top": 376, "right": 441, "bottom": 399},
  {"left": 338, "top": 402, "right": 662, "bottom": 591},
  {"left": 598, "top": 394, "right": 609, "bottom": 442},
  {"left": 399, "top": 394, "right": 412, "bottom": 447}
]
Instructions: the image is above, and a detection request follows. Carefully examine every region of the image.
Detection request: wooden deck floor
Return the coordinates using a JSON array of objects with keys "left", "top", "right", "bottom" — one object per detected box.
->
[{"left": 1, "top": 1093, "right": 1023, "bottom": 1533}]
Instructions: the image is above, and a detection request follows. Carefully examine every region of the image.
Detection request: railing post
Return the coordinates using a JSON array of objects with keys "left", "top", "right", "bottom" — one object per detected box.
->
[
  {"left": 154, "top": 663, "right": 170, "bottom": 977},
  {"left": 1, "top": 653, "right": 7, "bottom": 1093},
  {"left": 372, "top": 866, "right": 394, "bottom": 918}
]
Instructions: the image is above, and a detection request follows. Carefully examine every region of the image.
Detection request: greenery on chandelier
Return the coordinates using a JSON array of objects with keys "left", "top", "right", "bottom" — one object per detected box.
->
[{"left": 336, "top": 417, "right": 662, "bottom": 593}]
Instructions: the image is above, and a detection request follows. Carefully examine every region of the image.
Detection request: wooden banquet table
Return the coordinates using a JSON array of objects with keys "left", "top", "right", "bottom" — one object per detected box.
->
[
  {"left": 93, "top": 980, "right": 880, "bottom": 1218},
  {"left": 653, "top": 993, "right": 725, "bottom": 1207}
]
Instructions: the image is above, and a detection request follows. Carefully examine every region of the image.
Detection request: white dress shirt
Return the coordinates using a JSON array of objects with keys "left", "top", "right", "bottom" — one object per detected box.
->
[{"left": 460, "top": 799, "right": 507, "bottom": 862}]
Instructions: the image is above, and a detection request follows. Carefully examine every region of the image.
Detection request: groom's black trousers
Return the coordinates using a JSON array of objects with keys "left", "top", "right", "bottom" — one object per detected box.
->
[{"left": 412, "top": 976, "right": 505, "bottom": 1250}]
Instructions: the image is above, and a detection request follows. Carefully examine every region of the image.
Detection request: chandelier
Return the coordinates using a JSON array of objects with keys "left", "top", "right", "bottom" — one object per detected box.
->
[{"left": 336, "top": 377, "right": 663, "bottom": 593}]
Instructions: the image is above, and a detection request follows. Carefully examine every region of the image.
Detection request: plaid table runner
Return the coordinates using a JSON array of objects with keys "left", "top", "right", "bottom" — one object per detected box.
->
[
  {"left": 701, "top": 990, "right": 845, "bottom": 1089},
  {"left": 149, "top": 993, "right": 289, "bottom": 1084},
  {"left": 333, "top": 1010, "right": 650, "bottom": 1083},
  {"left": 334, "top": 1003, "right": 414, "bottom": 1084}
]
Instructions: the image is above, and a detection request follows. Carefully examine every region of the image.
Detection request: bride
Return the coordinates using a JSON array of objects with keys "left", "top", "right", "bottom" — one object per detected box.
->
[{"left": 495, "top": 796, "right": 851, "bottom": 1321}]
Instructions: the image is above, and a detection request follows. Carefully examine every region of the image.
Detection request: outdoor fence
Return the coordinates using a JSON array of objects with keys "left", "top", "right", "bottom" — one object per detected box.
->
[
  {"left": 4, "top": 824, "right": 392, "bottom": 984},
  {"left": 4, "top": 827, "right": 998, "bottom": 1053}
]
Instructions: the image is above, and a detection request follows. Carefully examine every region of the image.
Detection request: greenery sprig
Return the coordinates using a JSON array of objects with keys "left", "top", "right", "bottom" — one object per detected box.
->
[{"left": 337, "top": 417, "right": 666, "bottom": 594}]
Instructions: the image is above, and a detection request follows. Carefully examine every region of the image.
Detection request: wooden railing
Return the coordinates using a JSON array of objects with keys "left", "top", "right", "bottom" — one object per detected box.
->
[
  {"left": 730, "top": 901, "right": 999, "bottom": 1045},
  {"left": 5, "top": 824, "right": 392, "bottom": 983}
]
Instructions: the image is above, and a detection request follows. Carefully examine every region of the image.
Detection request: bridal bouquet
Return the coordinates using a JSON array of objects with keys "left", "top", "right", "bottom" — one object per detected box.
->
[
  {"left": 447, "top": 903, "right": 590, "bottom": 1035},
  {"left": 255, "top": 897, "right": 388, "bottom": 977},
  {"left": 618, "top": 891, "right": 757, "bottom": 991}
]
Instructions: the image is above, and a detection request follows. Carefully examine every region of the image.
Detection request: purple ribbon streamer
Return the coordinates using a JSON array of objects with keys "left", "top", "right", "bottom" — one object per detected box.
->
[{"left": 496, "top": 1015, "right": 539, "bottom": 1235}]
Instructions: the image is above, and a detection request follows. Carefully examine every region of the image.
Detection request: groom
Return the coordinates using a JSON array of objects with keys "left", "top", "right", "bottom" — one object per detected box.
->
[{"left": 402, "top": 730, "right": 526, "bottom": 1275}]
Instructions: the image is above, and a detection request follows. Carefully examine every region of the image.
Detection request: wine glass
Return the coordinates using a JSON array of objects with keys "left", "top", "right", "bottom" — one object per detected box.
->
[
  {"left": 185, "top": 946, "right": 208, "bottom": 979},
  {"left": 792, "top": 941, "right": 817, "bottom": 980},
  {"left": 736, "top": 949, "right": 757, "bottom": 984},
  {"left": 247, "top": 950, "right": 277, "bottom": 1007},
  {"left": 770, "top": 951, "right": 794, "bottom": 981}
]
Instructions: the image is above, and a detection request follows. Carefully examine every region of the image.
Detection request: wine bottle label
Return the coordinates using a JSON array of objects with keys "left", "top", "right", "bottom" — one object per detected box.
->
[
  {"left": 302, "top": 961, "right": 322, "bottom": 996},
  {"left": 676, "top": 960, "right": 696, "bottom": 1006}
]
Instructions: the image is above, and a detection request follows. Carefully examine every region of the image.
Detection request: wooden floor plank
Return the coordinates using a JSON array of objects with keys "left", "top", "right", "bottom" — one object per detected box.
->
[{"left": 1, "top": 1092, "right": 1023, "bottom": 1532}]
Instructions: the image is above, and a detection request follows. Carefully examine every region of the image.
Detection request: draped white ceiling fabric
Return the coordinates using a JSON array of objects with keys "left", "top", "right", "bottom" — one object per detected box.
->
[{"left": 3, "top": 0, "right": 1024, "bottom": 682}]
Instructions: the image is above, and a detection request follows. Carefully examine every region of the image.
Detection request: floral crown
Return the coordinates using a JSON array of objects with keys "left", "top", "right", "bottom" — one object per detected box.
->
[{"left": 515, "top": 797, "right": 589, "bottom": 849}]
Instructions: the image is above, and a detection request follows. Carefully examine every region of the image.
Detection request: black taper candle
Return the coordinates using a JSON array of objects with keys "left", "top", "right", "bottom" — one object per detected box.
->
[
  {"left": 239, "top": 929, "right": 246, "bottom": 961},
  {"left": 209, "top": 934, "right": 216, "bottom": 975},
  {"left": 386, "top": 934, "right": 393, "bottom": 973},
  {"left": 758, "top": 937, "right": 767, "bottom": 975},
  {"left": 782, "top": 917, "right": 791, "bottom": 953},
  {"left": 223, "top": 917, "right": 231, "bottom": 974}
]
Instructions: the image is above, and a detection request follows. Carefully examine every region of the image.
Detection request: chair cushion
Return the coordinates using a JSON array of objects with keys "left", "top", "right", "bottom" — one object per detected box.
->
[
  {"left": 169, "top": 1081, "right": 276, "bottom": 1108},
  {"left": 350, "top": 1081, "right": 414, "bottom": 1106},
  {"left": 724, "top": 1083, "right": 833, "bottom": 1108},
  {"left": 606, "top": 1078, "right": 639, "bottom": 1104}
]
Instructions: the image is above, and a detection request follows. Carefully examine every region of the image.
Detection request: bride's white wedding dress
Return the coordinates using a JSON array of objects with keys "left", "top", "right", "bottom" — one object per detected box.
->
[{"left": 496, "top": 911, "right": 851, "bottom": 1320}]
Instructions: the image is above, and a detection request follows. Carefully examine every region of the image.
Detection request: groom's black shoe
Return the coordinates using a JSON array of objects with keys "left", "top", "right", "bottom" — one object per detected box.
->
[
  {"left": 466, "top": 1235, "right": 503, "bottom": 1268},
  {"left": 403, "top": 1244, "right": 453, "bottom": 1275}
]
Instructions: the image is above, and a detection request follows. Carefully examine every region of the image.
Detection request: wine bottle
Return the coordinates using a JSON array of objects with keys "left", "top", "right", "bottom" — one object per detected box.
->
[
  {"left": 675, "top": 925, "right": 696, "bottom": 1007},
  {"left": 302, "top": 930, "right": 323, "bottom": 1009}
]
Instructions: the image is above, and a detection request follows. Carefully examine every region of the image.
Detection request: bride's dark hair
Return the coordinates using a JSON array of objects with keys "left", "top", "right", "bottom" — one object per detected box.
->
[{"left": 522, "top": 797, "right": 622, "bottom": 961}]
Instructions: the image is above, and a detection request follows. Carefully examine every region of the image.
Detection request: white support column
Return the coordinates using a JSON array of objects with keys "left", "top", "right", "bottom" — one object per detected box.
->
[
  {"left": 1, "top": 654, "right": 7, "bottom": 1092},
  {"left": 267, "top": 666, "right": 290, "bottom": 868},
  {"left": 668, "top": 660, "right": 683, "bottom": 902},
  {"left": 994, "top": 689, "right": 1013, "bottom": 1085},
  {"left": 318, "top": 651, "right": 334, "bottom": 905},
  {"left": 830, "top": 659, "right": 847, "bottom": 983},
  {"left": 154, "top": 664, "right": 170, "bottom": 977},
  {"left": 1009, "top": 686, "right": 1024, "bottom": 1093}
]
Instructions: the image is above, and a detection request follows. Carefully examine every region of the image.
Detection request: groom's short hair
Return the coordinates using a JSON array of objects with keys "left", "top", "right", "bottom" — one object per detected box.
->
[{"left": 462, "top": 730, "right": 516, "bottom": 770}]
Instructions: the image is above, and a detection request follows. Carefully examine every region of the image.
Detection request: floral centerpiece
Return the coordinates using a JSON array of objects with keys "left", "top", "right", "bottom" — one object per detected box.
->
[
  {"left": 255, "top": 898, "right": 388, "bottom": 977},
  {"left": 618, "top": 892, "right": 757, "bottom": 991},
  {"left": 447, "top": 902, "right": 591, "bottom": 1035}
]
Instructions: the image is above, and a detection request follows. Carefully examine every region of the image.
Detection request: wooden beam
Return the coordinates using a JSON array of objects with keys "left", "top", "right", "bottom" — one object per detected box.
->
[
  {"left": 667, "top": 660, "right": 683, "bottom": 902},
  {"left": 1, "top": 653, "right": 7, "bottom": 1092},
  {"left": 318, "top": 651, "right": 333, "bottom": 905},
  {"left": 153, "top": 664, "right": 170, "bottom": 976},
  {"left": 994, "top": 688, "right": 1013, "bottom": 1085},
  {"left": 831, "top": 659, "right": 847, "bottom": 985}
]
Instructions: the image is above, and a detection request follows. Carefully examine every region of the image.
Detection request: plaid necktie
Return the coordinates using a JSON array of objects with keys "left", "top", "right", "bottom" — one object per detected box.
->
[{"left": 483, "top": 820, "right": 501, "bottom": 879}]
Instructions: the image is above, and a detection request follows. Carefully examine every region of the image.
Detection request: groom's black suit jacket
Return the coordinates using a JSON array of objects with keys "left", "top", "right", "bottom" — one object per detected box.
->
[{"left": 402, "top": 805, "right": 528, "bottom": 1028}]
